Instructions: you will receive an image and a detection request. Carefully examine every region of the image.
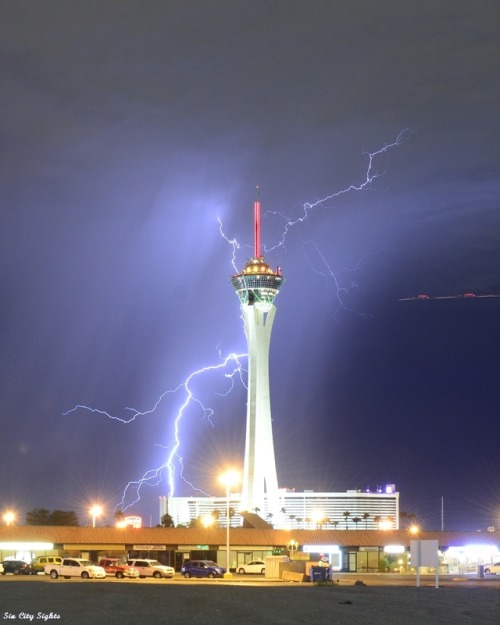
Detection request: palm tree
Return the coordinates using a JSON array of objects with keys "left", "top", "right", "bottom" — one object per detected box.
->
[
  {"left": 352, "top": 516, "right": 361, "bottom": 529},
  {"left": 331, "top": 520, "right": 339, "bottom": 529},
  {"left": 289, "top": 514, "right": 296, "bottom": 527},
  {"left": 342, "top": 510, "right": 350, "bottom": 529},
  {"left": 374, "top": 515, "right": 381, "bottom": 528},
  {"left": 363, "top": 512, "right": 370, "bottom": 529}
]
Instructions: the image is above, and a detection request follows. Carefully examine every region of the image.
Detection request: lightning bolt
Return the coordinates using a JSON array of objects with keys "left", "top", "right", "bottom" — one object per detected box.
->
[
  {"left": 265, "top": 129, "right": 409, "bottom": 253},
  {"left": 303, "top": 239, "right": 373, "bottom": 321},
  {"left": 65, "top": 350, "right": 247, "bottom": 510},
  {"left": 67, "top": 130, "right": 408, "bottom": 514}
]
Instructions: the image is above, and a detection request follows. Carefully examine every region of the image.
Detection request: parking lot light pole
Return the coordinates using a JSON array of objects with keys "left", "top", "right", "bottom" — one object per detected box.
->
[
  {"left": 219, "top": 470, "right": 240, "bottom": 579},
  {"left": 90, "top": 505, "right": 103, "bottom": 528}
]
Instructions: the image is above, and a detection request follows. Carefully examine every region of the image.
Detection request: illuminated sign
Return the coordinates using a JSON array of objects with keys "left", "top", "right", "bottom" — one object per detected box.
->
[
  {"left": 384, "top": 545, "right": 405, "bottom": 554},
  {"left": 0, "top": 542, "right": 54, "bottom": 550},
  {"left": 303, "top": 545, "right": 340, "bottom": 554}
]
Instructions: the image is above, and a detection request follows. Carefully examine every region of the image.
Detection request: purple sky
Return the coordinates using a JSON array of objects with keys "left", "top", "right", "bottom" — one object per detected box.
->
[{"left": 1, "top": 1, "right": 499, "bottom": 530}]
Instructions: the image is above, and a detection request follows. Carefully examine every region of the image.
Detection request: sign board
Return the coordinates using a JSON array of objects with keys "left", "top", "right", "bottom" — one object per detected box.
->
[
  {"left": 410, "top": 539, "right": 439, "bottom": 588},
  {"left": 132, "top": 545, "right": 166, "bottom": 551}
]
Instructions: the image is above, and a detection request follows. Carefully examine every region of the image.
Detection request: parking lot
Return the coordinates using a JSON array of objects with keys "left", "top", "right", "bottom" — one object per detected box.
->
[{"left": 1, "top": 574, "right": 498, "bottom": 625}]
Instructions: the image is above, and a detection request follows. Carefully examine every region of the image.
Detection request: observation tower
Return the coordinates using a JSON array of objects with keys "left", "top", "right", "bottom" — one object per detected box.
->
[{"left": 231, "top": 190, "right": 284, "bottom": 519}]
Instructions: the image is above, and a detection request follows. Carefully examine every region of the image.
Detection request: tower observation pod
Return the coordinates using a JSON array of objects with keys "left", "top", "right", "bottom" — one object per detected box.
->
[{"left": 231, "top": 191, "right": 284, "bottom": 521}]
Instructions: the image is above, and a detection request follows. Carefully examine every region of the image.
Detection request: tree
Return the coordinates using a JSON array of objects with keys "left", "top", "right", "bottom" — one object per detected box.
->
[
  {"left": 189, "top": 516, "right": 203, "bottom": 528},
  {"left": 26, "top": 508, "right": 51, "bottom": 525},
  {"left": 342, "top": 510, "right": 350, "bottom": 529},
  {"left": 25, "top": 508, "right": 79, "bottom": 526},
  {"left": 161, "top": 513, "right": 174, "bottom": 527},
  {"left": 363, "top": 512, "right": 370, "bottom": 529},
  {"left": 352, "top": 517, "right": 361, "bottom": 529},
  {"left": 50, "top": 510, "right": 79, "bottom": 526},
  {"left": 399, "top": 511, "right": 416, "bottom": 528}
]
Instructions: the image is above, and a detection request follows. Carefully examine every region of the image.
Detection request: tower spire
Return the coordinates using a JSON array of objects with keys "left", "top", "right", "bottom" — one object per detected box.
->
[{"left": 254, "top": 185, "right": 261, "bottom": 258}]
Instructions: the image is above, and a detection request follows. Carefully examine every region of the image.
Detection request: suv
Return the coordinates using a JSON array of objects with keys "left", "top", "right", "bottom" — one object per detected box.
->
[
  {"left": 1, "top": 560, "right": 31, "bottom": 575},
  {"left": 181, "top": 560, "right": 225, "bottom": 579},
  {"left": 484, "top": 562, "right": 500, "bottom": 575},
  {"left": 31, "top": 556, "right": 62, "bottom": 574},
  {"left": 127, "top": 559, "right": 174, "bottom": 579}
]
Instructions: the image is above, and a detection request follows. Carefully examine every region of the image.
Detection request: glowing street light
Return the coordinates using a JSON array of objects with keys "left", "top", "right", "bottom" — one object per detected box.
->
[
  {"left": 201, "top": 514, "right": 215, "bottom": 528},
  {"left": 3, "top": 511, "right": 15, "bottom": 526},
  {"left": 219, "top": 469, "right": 240, "bottom": 578},
  {"left": 311, "top": 510, "right": 325, "bottom": 529},
  {"left": 287, "top": 539, "right": 299, "bottom": 561},
  {"left": 89, "top": 505, "right": 103, "bottom": 528}
]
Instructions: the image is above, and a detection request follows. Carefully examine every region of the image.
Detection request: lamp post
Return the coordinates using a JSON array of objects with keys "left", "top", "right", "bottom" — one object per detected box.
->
[
  {"left": 90, "top": 505, "right": 103, "bottom": 528},
  {"left": 3, "top": 511, "right": 15, "bottom": 526},
  {"left": 219, "top": 469, "right": 239, "bottom": 578},
  {"left": 287, "top": 539, "right": 298, "bottom": 561}
]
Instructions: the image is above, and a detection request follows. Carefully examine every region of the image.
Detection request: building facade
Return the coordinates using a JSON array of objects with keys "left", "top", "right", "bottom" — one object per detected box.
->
[
  {"left": 1, "top": 525, "right": 498, "bottom": 576},
  {"left": 164, "top": 486, "right": 399, "bottom": 530}
]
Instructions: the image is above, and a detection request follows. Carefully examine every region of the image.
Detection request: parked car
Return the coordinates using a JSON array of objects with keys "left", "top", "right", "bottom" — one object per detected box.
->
[
  {"left": 1, "top": 560, "right": 31, "bottom": 575},
  {"left": 98, "top": 558, "right": 139, "bottom": 579},
  {"left": 484, "top": 562, "right": 500, "bottom": 575},
  {"left": 181, "top": 560, "right": 225, "bottom": 579},
  {"left": 127, "top": 559, "right": 174, "bottom": 579},
  {"left": 30, "top": 556, "right": 62, "bottom": 574},
  {"left": 45, "top": 558, "right": 106, "bottom": 579},
  {"left": 237, "top": 560, "right": 266, "bottom": 575}
]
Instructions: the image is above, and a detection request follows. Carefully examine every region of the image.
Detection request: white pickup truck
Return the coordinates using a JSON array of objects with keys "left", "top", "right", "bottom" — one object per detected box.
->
[{"left": 45, "top": 557, "right": 106, "bottom": 579}]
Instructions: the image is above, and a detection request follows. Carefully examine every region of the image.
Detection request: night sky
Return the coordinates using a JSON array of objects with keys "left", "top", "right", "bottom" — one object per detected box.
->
[{"left": 1, "top": 1, "right": 499, "bottom": 531}]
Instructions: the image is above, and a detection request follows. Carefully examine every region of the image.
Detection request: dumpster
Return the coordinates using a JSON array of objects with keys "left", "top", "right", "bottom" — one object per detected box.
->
[{"left": 310, "top": 566, "right": 331, "bottom": 582}]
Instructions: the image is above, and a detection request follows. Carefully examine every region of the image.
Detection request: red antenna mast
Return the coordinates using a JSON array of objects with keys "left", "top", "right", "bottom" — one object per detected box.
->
[{"left": 254, "top": 185, "right": 261, "bottom": 258}]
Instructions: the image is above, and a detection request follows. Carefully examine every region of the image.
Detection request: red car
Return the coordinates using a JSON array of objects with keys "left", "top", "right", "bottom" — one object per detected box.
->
[{"left": 98, "top": 558, "right": 139, "bottom": 579}]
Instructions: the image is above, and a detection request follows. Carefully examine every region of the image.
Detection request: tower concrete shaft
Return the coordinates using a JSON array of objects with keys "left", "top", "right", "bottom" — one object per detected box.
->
[
  {"left": 230, "top": 193, "right": 284, "bottom": 518},
  {"left": 241, "top": 303, "right": 279, "bottom": 515}
]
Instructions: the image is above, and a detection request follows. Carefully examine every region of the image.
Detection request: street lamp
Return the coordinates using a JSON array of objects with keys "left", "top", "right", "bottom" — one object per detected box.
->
[
  {"left": 89, "top": 505, "right": 103, "bottom": 528},
  {"left": 219, "top": 469, "right": 240, "bottom": 578},
  {"left": 287, "top": 539, "right": 299, "bottom": 561},
  {"left": 3, "top": 511, "right": 15, "bottom": 526},
  {"left": 201, "top": 514, "right": 215, "bottom": 528}
]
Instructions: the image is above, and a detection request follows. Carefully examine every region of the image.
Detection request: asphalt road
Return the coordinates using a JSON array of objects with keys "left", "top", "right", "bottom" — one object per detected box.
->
[{"left": 0, "top": 573, "right": 499, "bottom": 625}]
